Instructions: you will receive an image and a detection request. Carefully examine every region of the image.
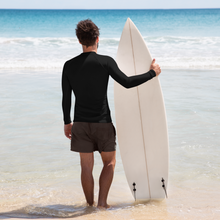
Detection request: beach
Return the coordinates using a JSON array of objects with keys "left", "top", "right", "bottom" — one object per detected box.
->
[{"left": 0, "top": 9, "right": 220, "bottom": 219}]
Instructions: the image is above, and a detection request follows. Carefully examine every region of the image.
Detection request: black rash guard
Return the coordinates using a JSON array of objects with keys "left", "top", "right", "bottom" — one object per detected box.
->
[{"left": 62, "top": 51, "right": 156, "bottom": 124}]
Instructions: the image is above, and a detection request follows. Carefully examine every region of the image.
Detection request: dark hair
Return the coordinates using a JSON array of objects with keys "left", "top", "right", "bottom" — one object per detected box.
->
[{"left": 75, "top": 19, "right": 100, "bottom": 47}]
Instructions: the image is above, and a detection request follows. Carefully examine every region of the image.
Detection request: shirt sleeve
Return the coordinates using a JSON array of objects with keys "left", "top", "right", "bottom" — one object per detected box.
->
[
  {"left": 62, "top": 62, "right": 72, "bottom": 125},
  {"left": 107, "top": 57, "right": 156, "bottom": 88}
]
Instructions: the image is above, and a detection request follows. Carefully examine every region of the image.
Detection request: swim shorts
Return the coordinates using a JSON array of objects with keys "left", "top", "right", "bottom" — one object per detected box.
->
[{"left": 71, "top": 122, "right": 116, "bottom": 153}]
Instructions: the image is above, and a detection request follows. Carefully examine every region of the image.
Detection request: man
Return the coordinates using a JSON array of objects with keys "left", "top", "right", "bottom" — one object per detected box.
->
[{"left": 62, "top": 19, "right": 161, "bottom": 209}]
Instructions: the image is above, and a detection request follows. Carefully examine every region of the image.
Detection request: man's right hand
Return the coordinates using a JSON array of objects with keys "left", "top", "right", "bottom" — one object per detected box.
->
[{"left": 150, "top": 58, "right": 161, "bottom": 76}]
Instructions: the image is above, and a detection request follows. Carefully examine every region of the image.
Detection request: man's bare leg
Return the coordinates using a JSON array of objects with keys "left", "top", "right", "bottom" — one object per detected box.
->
[
  {"left": 80, "top": 152, "right": 94, "bottom": 206},
  {"left": 97, "top": 151, "right": 116, "bottom": 208}
]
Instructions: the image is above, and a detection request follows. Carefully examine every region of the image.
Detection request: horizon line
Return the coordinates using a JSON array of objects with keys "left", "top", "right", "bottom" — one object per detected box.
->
[{"left": 0, "top": 8, "right": 220, "bottom": 10}]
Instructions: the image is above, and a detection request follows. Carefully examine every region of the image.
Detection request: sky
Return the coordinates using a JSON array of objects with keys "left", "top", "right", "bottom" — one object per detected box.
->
[{"left": 0, "top": 0, "right": 220, "bottom": 9}]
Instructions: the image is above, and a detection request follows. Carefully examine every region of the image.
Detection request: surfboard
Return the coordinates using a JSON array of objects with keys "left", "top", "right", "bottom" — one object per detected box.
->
[{"left": 114, "top": 18, "right": 169, "bottom": 200}]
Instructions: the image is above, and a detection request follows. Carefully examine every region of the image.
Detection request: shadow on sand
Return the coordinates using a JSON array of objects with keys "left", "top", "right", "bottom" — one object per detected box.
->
[
  {"left": 0, "top": 204, "right": 97, "bottom": 219},
  {"left": 0, "top": 200, "right": 166, "bottom": 219}
]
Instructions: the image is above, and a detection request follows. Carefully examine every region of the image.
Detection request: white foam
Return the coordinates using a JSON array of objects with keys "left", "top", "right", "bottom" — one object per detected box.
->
[
  {"left": 0, "top": 36, "right": 219, "bottom": 70},
  {"left": 0, "top": 57, "right": 219, "bottom": 70},
  {"left": 157, "top": 56, "right": 220, "bottom": 70},
  {"left": 0, "top": 37, "right": 119, "bottom": 46},
  {"left": 0, "top": 37, "right": 78, "bottom": 46}
]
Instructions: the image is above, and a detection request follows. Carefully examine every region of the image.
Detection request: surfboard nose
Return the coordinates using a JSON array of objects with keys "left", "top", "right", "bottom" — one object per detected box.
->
[
  {"left": 126, "top": 17, "right": 131, "bottom": 24},
  {"left": 126, "top": 17, "right": 135, "bottom": 28}
]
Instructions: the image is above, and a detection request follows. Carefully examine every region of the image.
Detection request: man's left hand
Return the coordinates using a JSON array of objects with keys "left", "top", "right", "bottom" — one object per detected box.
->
[{"left": 64, "top": 123, "right": 73, "bottom": 140}]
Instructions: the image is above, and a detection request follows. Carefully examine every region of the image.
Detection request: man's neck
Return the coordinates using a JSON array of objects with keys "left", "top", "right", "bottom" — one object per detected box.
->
[{"left": 82, "top": 45, "right": 97, "bottom": 53}]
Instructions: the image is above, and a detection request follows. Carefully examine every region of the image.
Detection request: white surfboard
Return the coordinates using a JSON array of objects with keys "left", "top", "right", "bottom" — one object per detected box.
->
[{"left": 114, "top": 18, "right": 169, "bottom": 200}]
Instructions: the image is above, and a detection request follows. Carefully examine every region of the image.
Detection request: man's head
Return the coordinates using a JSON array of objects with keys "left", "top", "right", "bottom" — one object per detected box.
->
[{"left": 76, "top": 19, "right": 100, "bottom": 48}]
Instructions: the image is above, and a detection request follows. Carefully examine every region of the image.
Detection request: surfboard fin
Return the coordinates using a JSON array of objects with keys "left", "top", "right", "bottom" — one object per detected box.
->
[
  {"left": 133, "top": 182, "right": 137, "bottom": 201},
  {"left": 161, "top": 178, "right": 168, "bottom": 198}
]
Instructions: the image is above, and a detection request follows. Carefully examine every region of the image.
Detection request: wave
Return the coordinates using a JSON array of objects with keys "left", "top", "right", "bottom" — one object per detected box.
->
[
  {"left": 0, "top": 36, "right": 219, "bottom": 70},
  {"left": 143, "top": 36, "right": 220, "bottom": 45},
  {"left": 0, "top": 57, "right": 219, "bottom": 70},
  {"left": 0, "top": 37, "right": 78, "bottom": 45},
  {"left": 1, "top": 36, "right": 220, "bottom": 46},
  {"left": 0, "top": 37, "right": 120, "bottom": 46}
]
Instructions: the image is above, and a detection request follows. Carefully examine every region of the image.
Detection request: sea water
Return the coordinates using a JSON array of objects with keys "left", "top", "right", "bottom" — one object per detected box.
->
[{"left": 0, "top": 9, "right": 220, "bottom": 219}]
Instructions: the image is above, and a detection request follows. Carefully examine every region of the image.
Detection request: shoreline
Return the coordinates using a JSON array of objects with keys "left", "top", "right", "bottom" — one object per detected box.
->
[{"left": 1, "top": 179, "right": 220, "bottom": 219}]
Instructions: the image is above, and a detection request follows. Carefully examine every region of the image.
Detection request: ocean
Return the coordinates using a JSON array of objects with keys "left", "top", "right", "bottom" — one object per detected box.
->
[{"left": 0, "top": 9, "right": 220, "bottom": 219}]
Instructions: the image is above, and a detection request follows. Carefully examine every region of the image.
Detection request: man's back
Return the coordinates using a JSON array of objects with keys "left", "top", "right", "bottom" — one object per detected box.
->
[{"left": 62, "top": 51, "right": 113, "bottom": 123}]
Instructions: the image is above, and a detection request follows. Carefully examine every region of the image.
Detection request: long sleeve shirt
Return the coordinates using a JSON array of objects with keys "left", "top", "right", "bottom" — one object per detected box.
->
[{"left": 62, "top": 51, "right": 156, "bottom": 124}]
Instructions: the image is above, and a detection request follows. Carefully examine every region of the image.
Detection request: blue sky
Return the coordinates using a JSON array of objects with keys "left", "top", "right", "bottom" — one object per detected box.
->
[{"left": 0, "top": 0, "right": 219, "bottom": 9}]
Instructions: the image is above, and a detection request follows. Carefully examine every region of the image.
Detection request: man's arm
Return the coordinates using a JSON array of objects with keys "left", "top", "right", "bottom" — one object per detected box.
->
[
  {"left": 107, "top": 57, "right": 161, "bottom": 88},
  {"left": 62, "top": 62, "right": 73, "bottom": 139}
]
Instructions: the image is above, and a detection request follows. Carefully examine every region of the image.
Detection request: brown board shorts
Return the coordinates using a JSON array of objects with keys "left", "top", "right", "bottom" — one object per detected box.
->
[{"left": 71, "top": 122, "right": 116, "bottom": 153}]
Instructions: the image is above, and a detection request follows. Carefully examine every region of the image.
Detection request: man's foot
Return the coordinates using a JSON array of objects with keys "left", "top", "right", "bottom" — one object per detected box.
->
[
  {"left": 97, "top": 204, "right": 111, "bottom": 209},
  {"left": 87, "top": 201, "right": 96, "bottom": 207}
]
